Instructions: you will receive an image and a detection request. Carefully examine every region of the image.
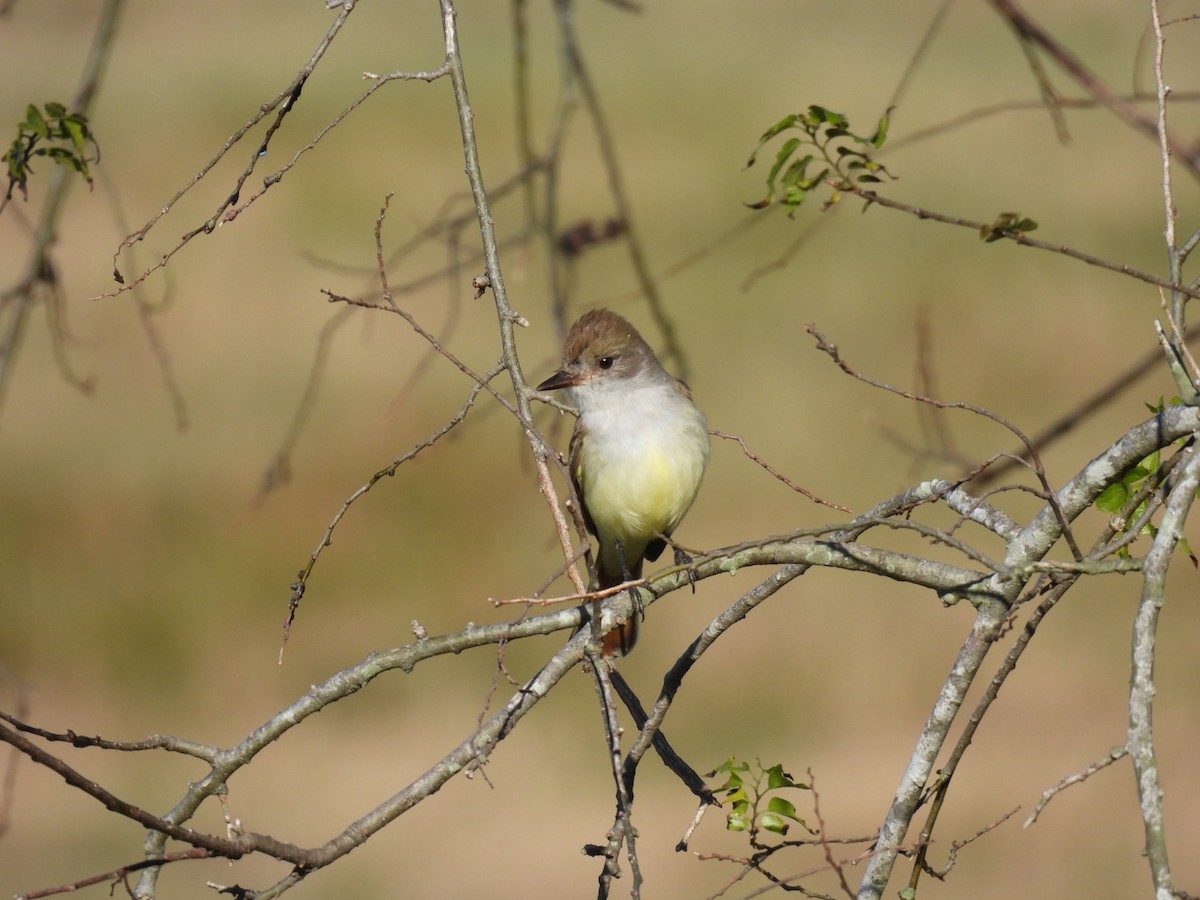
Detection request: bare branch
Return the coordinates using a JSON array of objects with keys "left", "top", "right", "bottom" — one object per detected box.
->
[
  {"left": 711, "top": 429, "right": 851, "bottom": 512},
  {"left": 1128, "top": 446, "right": 1200, "bottom": 897},
  {"left": 97, "top": 2, "right": 369, "bottom": 297},
  {"left": 857, "top": 405, "right": 1200, "bottom": 899},
  {"left": 279, "top": 363, "right": 501, "bottom": 659},
  {"left": 14, "top": 849, "right": 212, "bottom": 900},
  {"left": 852, "top": 184, "right": 1200, "bottom": 302},
  {"left": 986, "top": 0, "right": 1200, "bottom": 178},
  {"left": 554, "top": 5, "right": 688, "bottom": 378}
]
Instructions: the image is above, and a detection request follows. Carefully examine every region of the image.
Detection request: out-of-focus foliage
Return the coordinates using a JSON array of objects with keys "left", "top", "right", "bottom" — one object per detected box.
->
[{"left": 4, "top": 101, "right": 98, "bottom": 200}]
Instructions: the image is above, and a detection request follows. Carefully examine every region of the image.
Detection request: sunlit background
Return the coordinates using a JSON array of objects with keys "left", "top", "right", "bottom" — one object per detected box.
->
[{"left": 3, "top": 1, "right": 1200, "bottom": 897}]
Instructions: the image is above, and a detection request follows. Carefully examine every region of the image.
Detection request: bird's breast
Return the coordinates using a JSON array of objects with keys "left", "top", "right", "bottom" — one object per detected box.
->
[{"left": 578, "top": 401, "right": 709, "bottom": 546}]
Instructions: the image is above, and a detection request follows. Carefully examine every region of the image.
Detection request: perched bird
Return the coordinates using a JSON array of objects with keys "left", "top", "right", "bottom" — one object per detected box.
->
[{"left": 538, "top": 308, "right": 710, "bottom": 656}]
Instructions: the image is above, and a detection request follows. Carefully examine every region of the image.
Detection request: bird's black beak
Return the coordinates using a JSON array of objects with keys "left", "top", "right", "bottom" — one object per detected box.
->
[{"left": 537, "top": 368, "right": 579, "bottom": 392}]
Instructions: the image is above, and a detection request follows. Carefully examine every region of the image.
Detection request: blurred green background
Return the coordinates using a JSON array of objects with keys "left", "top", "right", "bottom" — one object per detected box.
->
[{"left": 3, "top": 1, "right": 1200, "bottom": 897}]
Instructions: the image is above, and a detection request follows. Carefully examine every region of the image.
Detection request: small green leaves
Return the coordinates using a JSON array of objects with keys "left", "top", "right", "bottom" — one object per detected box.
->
[
  {"left": 1094, "top": 397, "right": 1198, "bottom": 565},
  {"left": 746, "top": 105, "right": 893, "bottom": 216},
  {"left": 760, "top": 796, "right": 803, "bottom": 835},
  {"left": 1096, "top": 452, "right": 1159, "bottom": 560},
  {"left": 765, "top": 763, "right": 802, "bottom": 791},
  {"left": 979, "top": 211, "right": 1038, "bottom": 242},
  {"left": 5, "top": 101, "right": 100, "bottom": 201},
  {"left": 710, "top": 757, "right": 812, "bottom": 839},
  {"left": 1095, "top": 463, "right": 1153, "bottom": 516}
]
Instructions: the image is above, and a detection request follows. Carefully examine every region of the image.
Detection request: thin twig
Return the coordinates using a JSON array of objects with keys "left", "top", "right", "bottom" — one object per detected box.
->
[
  {"left": 280, "top": 363, "right": 503, "bottom": 661},
  {"left": 14, "top": 850, "right": 213, "bottom": 900},
  {"left": 590, "top": 653, "right": 642, "bottom": 898},
  {"left": 711, "top": 430, "right": 851, "bottom": 512},
  {"left": 97, "top": 2, "right": 375, "bottom": 297},
  {"left": 491, "top": 579, "right": 644, "bottom": 607},
  {"left": 806, "top": 323, "right": 1083, "bottom": 562},
  {"left": 1024, "top": 746, "right": 1128, "bottom": 827},
  {"left": 442, "top": 0, "right": 590, "bottom": 600},
  {"left": 970, "top": 320, "right": 1200, "bottom": 487},
  {"left": 844, "top": 185, "right": 1200, "bottom": 303},
  {"left": 808, "top": 770, "right": 854, "bottom": 899},
  {"left": 920, "top": 807, "right": 1020, "bottom": 881},
  {"left": 986, "top": 0, "right": 1200, "bottom": 177},
  {"left": 554, "top": 0, "right": 687, "bottom": 377},
  {"left": 888, "top": 92, "right": 1200, "bottom": 154}
]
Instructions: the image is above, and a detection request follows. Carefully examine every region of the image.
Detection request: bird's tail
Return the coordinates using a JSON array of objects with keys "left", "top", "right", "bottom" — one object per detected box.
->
[{"left": 597, "top": 555, "right": 642, "bottom": 657}]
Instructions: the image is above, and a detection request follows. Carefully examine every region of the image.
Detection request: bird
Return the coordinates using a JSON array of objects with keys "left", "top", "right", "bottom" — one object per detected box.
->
[{"left": 537, "top": 308, "right": 710, "bottom": 656}]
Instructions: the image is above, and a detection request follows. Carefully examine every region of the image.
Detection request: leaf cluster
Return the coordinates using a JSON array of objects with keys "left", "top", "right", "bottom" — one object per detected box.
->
[
  {"left": 710, "top": 757, "right": 813, "bottom": 840},
  {"left": 745, "top": 105, "right": 891, "bottom": 216},
  {"left": 1095, "top": 398, "right": 1196, "bottom": 562},
  {"left": 979, "top": 211, "right": 1038, "bottom": 242},
  {"left": 4, "top": 101, "right": 99, "bottom": 201}
]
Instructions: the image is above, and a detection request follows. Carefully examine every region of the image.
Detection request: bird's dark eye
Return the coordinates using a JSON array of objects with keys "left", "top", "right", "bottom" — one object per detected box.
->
[{"left": 598, "top": 356, "right": 616, "bottom": 370}]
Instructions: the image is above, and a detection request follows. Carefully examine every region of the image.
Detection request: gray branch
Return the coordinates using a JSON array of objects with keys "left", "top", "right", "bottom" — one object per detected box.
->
[
  {"left": 857, "top": 404, "right": 1200, "bottom": 898},
  {"left": 1128, "top": 445, "right": 1200, "bottom": 899}
]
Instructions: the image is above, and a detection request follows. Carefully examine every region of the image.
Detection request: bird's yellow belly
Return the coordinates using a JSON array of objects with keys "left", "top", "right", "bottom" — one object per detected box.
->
[{"left": 582, "top": 445, "right": 701, "bottom": 551}]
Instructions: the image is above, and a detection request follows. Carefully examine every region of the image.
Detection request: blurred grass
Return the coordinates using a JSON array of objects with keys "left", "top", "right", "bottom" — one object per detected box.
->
[{"left": 3, "top": 1, "right": 1200, "bottom": 898}]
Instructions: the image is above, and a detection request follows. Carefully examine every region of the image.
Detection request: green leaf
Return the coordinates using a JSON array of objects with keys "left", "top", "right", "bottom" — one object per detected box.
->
[
  {"left": 782, "top": 184, "right": 808, "bottom": 210},
  {"left": 747, "top": 115, "right": 800, "bottom": 168},
  {"left": 780, "top": 154, "right": 812, "bottom": 179},
  {"left": 710, "top": 757, "right": 735, "bottom": 775},
  {"left": 759, "top": 813, "right": 789, "bottom": 835},
  {"left": 1095, "top": 482, "right": 1130, "bottom": 514},
  {"left": 711, "top": 756, "right": 751, "bottom": 777},
  {"left": 766, "top": 796, "right": 800, "bottom": 820},
  {"left": 766, "top": 137, "right": 803, "bottom": 186},
  {"left": 765, "top": 764, "right": 799, "bottom": 791},
  {"left": 799, "top": 167, "right": 829, "bottom": 190},
  {"left": 63, "top": 116, "right": 89, "bottom": 151},
  {"left": 980, "top": 211, "right": 1039, "bottom": 242},
  {"left": 45, "top": 146, "right": 82, "bottom": 172},
  {"left": 23, "top": 104, "right": 49, "bottom": 139},
  {"left": 870, "top": 112, "right": 891, "bottom": 148},
  {"left": 723, "top": 785, "right": 749, "bottom": 806},
  {"left": 760, "top": 114, "right": 801, "bottom": 142},
  {"left": 808, "top": 105, "right": 846, "bottom": 129},
  {"left": 727, "top": 799, "right": 752, "bottom": 832},
  {"left": 713, "top": 772, "right": 745, "bottom": 795},
  {"left": 778, "top": 154, "right": 819, "bottom": 210}
]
